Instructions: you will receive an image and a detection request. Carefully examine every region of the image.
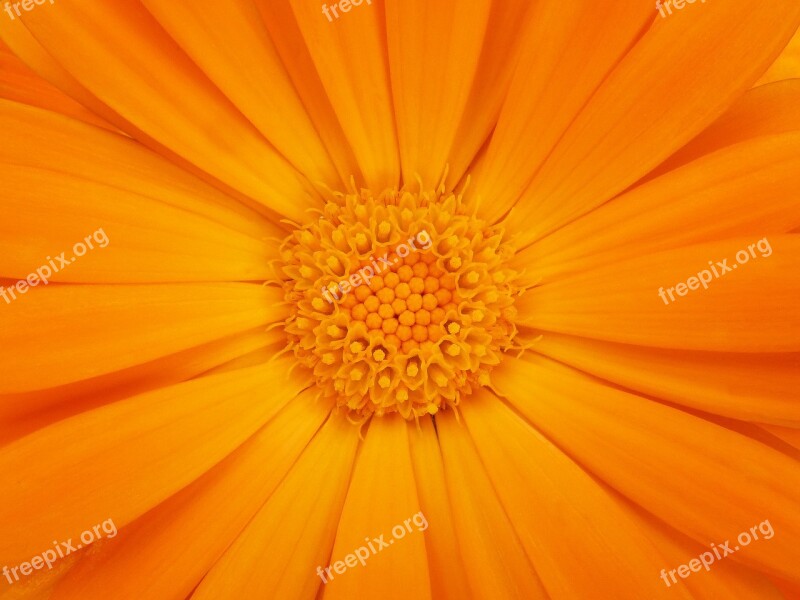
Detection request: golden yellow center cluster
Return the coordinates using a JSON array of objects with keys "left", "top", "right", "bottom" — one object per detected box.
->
[{"left": 280, "top": 187, "right": 520, "bottom": 421}]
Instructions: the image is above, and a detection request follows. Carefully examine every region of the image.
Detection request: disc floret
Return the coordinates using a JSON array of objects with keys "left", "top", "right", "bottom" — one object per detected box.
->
[{"left": 281, "top": 187, "right": 520, "bottom": 421}]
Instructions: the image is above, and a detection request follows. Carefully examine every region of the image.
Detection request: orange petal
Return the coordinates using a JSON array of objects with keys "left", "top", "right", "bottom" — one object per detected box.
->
[
  {"left": 505, "top": 0, "right": 800, "bottom": 244},
  {"left": 11, "top": 1, "right": 319, "bottom": 220},
  {"left": 139, "top": 0, "right": 342, "bottom": 189},
  {"left": 472, "top": 0, "right": 652, "bottom": 223},
  {"left": 1, "top": 164, "right": 280, "bottom": 284},
  {"left": 437, "top": 410, "right": 548, "bottom": 599},
  {"left": 255, "top": 0, "right": 363, "bottom": 185},
  {"left": 407, "top": 417, "right": 472, "bottom": 600},
  {"left": 192, "top": 411, "right": 358, "bottom": 600},
  {"left": 533, "top": 333, "right": 800, "bottom": 427},
  {"left": 517, "top": 235, "right": 800, "bottom": 352},
  {"left": 494, "top": 355, "right": 800, "bottom": 584},
  {"left": 650, "top": 80, "right": 800, "bottom": 178},
  {"left": 626, "top": 502, "right": 784, "bottom": 599},
  {"left": 0, "top": 101, "right": 283, "bottom": 240},
  {"left": 445, "top": 0, "right": 532, "bottom": 187},
  {"left": 461, "top": 390, "right": 692, "bottom": 599},
  {"left": 0, "top": 328, "right": 279, "bottom": 445},
  {"left": 0, "top": 45, "right": 113, "bottom": 129},
  {"left": 756, "top": 27, "right": 800, "bottom": 85},
  {"left": 0, "top": 283, "right": 284, "bottom": 392},
  {"left": 323, "top": 416, "right": 430, "bottom": 600},
  {"left": 0, "top": 16, "right": 134, "bottom": 132},
  {"left": 289, "top": 0, "right": 400, "bottom": 190},
  {"left": 384, "top": 0, "right": 490, "bottom": 187},
  {"left": 0, "top": 359, "right": 306, "bottom": 569},
  {"left": 516, "top": 133, "right": 800, "bottom": 282},
  {"left": 51, "top": 391, "right": 333, "bottom": 600},
  {"left": 761, "top": 425, "right": 800, "bottom": 452}
]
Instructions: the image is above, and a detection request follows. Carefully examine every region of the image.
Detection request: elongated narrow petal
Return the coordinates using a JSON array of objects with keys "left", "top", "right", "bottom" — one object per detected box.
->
[
  {"left": 50, "top": 392, "right": 332, "bottom": 600},
  {"left": 0, "top": 283, "right": 285, "bottom": 392},
  {"left": 516, "top": 133, "right": 800, "bottom": 282},
  {"left": 472, "top": 0, "right": 651, "bottom": 223},
  {"left": 254, "top": 0, "right": 363, "bottom": 185},
  {"left": 437, "top": 410, "right": 548, "bottom": 599},
  {"left": 1, "top": 165, "right": 279, "bottom": 284},
  {"left": 0, "top": 44, "right": 112, "bottom": 129},
  {"left": 651, "top": 80, "right": 800, "bottom": 177},
  {"left": 385, "top": 0, "right": 490, "bottom": 187},
  {"left": 445, "top": 0, "right": 532, "bottom": 187},
  {"left": 0, "top": 359, "right": 306, "bottom": 569},
  {"left": 517, "top": 235, "right": 800, "bottom": 352},
  {"left": 626, "top": 503, "right": 784, "bottom": 599},
  {"left": 505, "top": 0, "right": 800, "bottom": 244},
  {"left": 0, "top": 328, "right": 279, "bottom": 445},
  {"left": 494, "top": 355, "right": 800, "bottom": 583},
  {"left": 407, "top": 417, "right": 472, "bottom": 600},
  {"left": 192, "top": 412, "right": 358, "bottom": 600},
  {"left": 531, "top": 333, "right": 800, "bottom": 426},
  {"left": 139, "top": 0, "right": 342, "bottom": 189},
  {"left": 8, "top": 1, "right": 320, "bottom": 220},
  {"left": 0, "top": 101, "right": 282, "bottom": 239},
  {"left": 461, "top": 390, "right": 692, "bottom": 600},
  {"left": 323, "top": 417, "right": 431, "bottom": 600},
  {"left": 289, "top": 0, "right": 400, "bottom": 189}
]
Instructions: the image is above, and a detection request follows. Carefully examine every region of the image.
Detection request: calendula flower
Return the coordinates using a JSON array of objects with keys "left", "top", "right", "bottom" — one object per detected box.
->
[{"left": 1, "top": 1, "right": 799, "bottom": 599}]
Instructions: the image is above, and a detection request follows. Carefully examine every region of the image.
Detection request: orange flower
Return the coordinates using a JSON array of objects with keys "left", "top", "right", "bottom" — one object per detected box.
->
[{"left": 1, "top": 1, "right": 799, "bottom": 598}]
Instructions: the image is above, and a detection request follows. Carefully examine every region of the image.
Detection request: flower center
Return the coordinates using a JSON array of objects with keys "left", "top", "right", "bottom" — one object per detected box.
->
[{"left": 280, "top": 187, "right": 520, "bottom": 421}]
